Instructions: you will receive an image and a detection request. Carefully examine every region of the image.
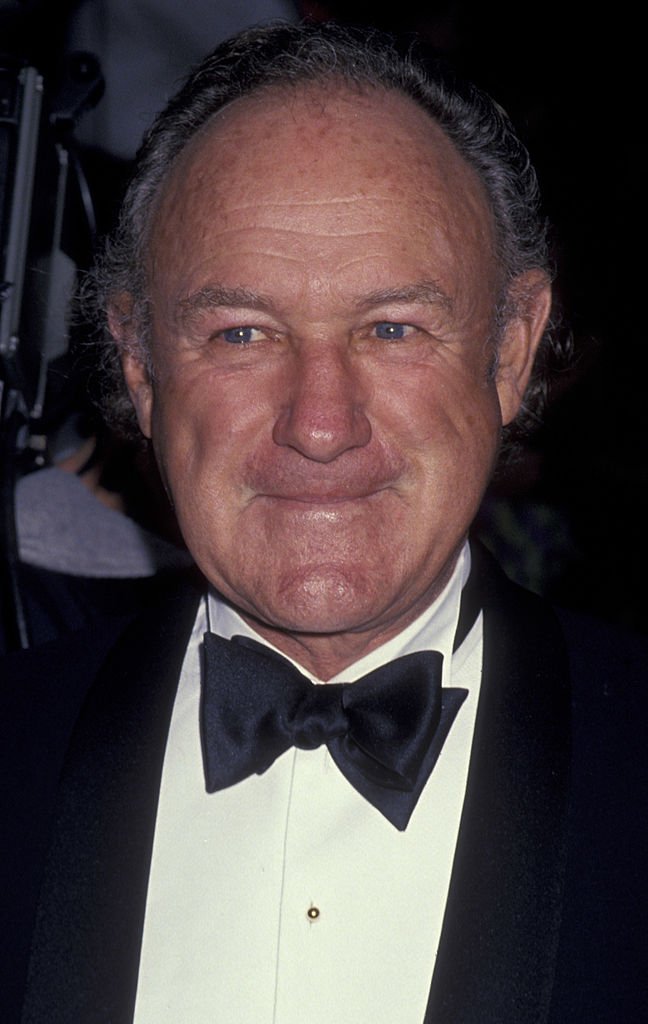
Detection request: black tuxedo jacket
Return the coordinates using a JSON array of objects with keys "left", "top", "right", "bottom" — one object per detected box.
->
[{"left": 1, "top": 547, "right": 646, "bottom": 1022}]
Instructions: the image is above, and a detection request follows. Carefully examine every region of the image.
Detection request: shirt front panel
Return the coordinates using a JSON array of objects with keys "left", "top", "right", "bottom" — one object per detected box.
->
[{"left": 133, "top": 545, "right": 482, "bottom": 1023}]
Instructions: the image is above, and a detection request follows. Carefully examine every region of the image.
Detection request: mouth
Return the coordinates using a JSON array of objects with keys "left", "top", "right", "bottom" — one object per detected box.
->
[
  {"left": 256, "top": 484, "right": 390, "bottom": 506},
  {"left": 249, "top": 487, "right": 397, "bottom": 527},
  {"left": 244, "top": 446, "right": 406, "bottom": 510}
]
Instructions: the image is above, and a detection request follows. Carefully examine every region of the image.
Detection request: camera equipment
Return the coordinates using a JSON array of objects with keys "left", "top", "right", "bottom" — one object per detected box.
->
[{"left": 0, "top": 50, "right": 103, "bottom": 649}]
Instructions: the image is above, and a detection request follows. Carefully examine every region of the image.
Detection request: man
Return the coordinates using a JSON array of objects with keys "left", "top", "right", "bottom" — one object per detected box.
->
[{"left": 1, "top": 21, "right": 646, "bottom": 1024}]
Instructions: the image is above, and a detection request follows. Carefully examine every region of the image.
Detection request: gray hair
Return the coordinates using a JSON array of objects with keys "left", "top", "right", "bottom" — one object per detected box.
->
[{"left": 87, "top": 20, "right": 559, "bottom": 440}]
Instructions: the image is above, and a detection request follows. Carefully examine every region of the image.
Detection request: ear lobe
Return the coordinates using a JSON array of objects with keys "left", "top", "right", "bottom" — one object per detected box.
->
[
  {"left": 495, "top": 270, "right": 552, "bottom": 426},
  {"left": 107, "top": 293, "right": 154, "bottom": 438}
]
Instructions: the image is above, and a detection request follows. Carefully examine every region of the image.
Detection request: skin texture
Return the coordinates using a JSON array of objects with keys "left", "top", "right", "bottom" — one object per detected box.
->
[{"left": 116, "top": 84, "right": 551, "bottom": 679}]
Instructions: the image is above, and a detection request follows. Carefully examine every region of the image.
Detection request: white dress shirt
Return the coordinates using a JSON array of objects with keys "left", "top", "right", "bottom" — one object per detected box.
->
[{"left": 134, "top": 543, "right": 483, "bottom": 1023}]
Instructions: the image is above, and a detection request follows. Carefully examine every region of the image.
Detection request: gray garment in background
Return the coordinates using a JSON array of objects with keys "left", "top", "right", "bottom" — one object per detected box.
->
[{"left": 16, "top": 467, "right": 191, "bottom": 578}]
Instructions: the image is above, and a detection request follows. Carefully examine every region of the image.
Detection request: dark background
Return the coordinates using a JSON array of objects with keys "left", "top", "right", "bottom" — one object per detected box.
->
[
  {"left": 304, "top": 1, "right": 647, "bottom": 635},
  {"left": 2, "top": 0, "right": 646, "bottom": 634}
]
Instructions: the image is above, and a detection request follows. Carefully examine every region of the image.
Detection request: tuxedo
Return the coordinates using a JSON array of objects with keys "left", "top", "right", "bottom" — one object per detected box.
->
[{"left": 1, "top": 545, "right": 646, "bottom": 1023}]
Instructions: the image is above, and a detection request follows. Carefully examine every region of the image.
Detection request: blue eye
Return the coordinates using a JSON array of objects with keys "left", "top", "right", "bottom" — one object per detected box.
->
[
  {"left": 374, "top": 322, "right": 409, "bottom": 340},
  {"left": 221, "top": 326, "right": 257, "bottom": 344}
]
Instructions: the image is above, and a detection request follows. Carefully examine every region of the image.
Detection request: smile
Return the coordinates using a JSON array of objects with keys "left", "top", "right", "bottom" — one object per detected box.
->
[{"left": 256, "top": 487, "right": 389, "bottom": 507}]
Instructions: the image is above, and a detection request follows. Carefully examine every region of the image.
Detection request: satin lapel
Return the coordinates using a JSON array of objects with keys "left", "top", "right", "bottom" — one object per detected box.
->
[
  {"left": 424, "top": 543, "right": 571, "bottom": 1024},
  {"left": 22, "top": 580, "right": 202, "bottom": 1024}
]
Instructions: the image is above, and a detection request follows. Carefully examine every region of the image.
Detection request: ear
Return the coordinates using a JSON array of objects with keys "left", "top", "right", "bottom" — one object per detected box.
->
[
  {"left": 494, "top": 270, "right": 552, "bottom": 426},
  {"left": 108, "top": 293, "right": 154, "bottom": 439}
]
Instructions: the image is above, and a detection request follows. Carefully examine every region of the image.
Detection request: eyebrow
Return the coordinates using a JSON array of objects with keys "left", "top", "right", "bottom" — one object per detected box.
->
[
  {"left": 174, "top": 278, "right": 454, "bottom": 324},
  {"left": 355, "top": 281, "right": 454, "bottom": 314},
  {"left": 175, "top": 286, "right": 275, "bottom": 324}
]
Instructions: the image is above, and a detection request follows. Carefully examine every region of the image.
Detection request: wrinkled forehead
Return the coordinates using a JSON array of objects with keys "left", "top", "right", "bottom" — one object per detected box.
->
[
  {"left": 152, "top": 80, "right": 493, "bottom": 229},
  {"left": 145, "top": 82, "right": 500, "bottom": 317}
]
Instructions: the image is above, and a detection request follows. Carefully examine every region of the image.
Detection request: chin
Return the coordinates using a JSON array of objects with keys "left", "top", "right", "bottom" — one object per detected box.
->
[{"left": 250, "top": 566, "right": 390, "bottom": 636}]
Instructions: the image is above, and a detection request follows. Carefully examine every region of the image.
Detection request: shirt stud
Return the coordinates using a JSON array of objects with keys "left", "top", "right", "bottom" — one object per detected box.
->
[{"left": 307, "top": 905, "right": 320, "bottom": 921}]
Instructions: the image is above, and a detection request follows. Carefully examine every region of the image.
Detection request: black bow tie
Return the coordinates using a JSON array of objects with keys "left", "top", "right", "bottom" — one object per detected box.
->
[{"left": 200, "top": 633, "right": 468, "bottom": 830}]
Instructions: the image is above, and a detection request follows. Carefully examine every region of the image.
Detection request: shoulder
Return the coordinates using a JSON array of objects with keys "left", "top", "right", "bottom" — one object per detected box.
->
[
  {"left": 474, "top": 547, "right": 648, "bottom": 1014},
  {"left": 553, "top": 606, "right": 648, "bottom": 820},
  {"left": 472, "top": 538, "right": 647, "bottom": 698},
  {"left": 0, "top": 571, "right": 203, "bottom": 802},
  {"left": 556, "top": 604, "right": 648, "bottom": 690},
  {"left": 475, "top": 546, "right": 647, "bottom": 802},
  {"left": 0, "top": 574, "right": 202, "bottom": 1009},
  {"left": 0, "top": 615, "right": 136, "bottom": 1018},
  {"left": 551, "top": 612, "right": 648, "bottom": 1018},
  {"left": 548, "top": 610, "right": 647, "bottom": 1018}
]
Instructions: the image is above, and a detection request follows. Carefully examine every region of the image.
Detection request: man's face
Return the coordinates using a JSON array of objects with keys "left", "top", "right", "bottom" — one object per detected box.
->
[{"left": 120, "top": 85, "right": 549, "bottom": 672}]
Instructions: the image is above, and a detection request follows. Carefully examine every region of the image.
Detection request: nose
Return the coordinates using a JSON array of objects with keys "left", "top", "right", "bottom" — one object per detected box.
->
[{"left": 272, "top": 343, "right": 372, "bottom": 462}]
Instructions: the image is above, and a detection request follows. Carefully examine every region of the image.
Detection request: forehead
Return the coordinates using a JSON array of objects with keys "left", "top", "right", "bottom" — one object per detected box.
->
[{"left": 148, "top": 82, "right": 497, "bottom": 304}]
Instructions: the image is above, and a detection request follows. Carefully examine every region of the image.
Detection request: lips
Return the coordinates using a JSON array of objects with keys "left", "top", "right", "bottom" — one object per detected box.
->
[
  {"left": 244, "top": 448, "right": 407, "bottom": 506},
  {"left": 258, "top": 486, "right": 387, "bottom": 504}
]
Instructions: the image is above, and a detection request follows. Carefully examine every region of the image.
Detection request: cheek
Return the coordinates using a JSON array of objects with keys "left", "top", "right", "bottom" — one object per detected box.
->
[
  {"left": 147, "top": 372, "right": 216, "bottom": 506},
  {"left": 395, "top": 374, "right": 502, "bottom": 544},
  {"left": 383, "top": 359, "right": 501, "bottom": 464},
  {"left": 147, "top": 362, "right": 268, "bottom": 513}
]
